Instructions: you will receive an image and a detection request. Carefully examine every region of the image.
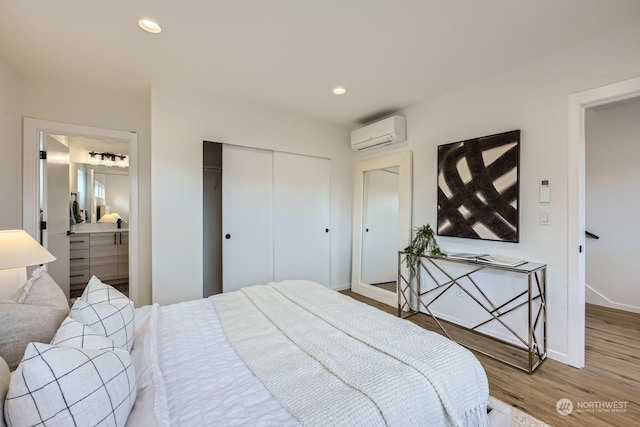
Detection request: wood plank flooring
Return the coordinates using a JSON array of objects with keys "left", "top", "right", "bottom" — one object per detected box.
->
[
  {"left": 371, "top": 281, "right": 397, "bottom": 293},
  {"left": 341, "top": 290, "right": 640, "bottom": 427}
]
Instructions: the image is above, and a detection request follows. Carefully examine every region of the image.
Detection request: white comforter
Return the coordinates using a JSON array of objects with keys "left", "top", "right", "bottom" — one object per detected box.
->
[
  {"left": 128, "top": 281, "right": 489, "bottom": 426},
  {"left": 127, "top": 299, "right": 298, "bottom": 427}
]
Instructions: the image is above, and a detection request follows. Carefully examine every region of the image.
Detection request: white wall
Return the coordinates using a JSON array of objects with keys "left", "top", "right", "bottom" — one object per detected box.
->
[
  {"left": 355, "top": 21, "right": 640, "bottom": 363},
  {"left": 585, "top": 98, "right": 640, "bottom": 313},
  {"left": 151, "top": 84, "right": 353, "bottom": 305},
  {"left": 0, "top": 55, "right": 22, "bottom": 229},
  {"left": 105, "top": 173, "right": 130, "bottom": 222},
  {"left": 21, "top": 80, "right": 152, "bottom": 305}
]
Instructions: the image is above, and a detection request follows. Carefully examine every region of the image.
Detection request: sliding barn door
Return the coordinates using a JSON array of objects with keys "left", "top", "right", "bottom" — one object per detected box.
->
[
  {"left": 273, "top": 152, "right": 330, "bottom": 286},
  {"left": 222, "top": 145, "right": 273, "bottom": 292}
]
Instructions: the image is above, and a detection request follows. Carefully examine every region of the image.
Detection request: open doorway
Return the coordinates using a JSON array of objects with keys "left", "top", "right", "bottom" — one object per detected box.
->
[
  {"left": 585, "top": 98, "right": 640, "bottom": 314},
  {"left": 203, "top": 141, "right": 223, "bottom": 297},
  {"left": 567, "top": 76, "right": 640, "bottom": 368},
  {"left": 23, "top": 118, "right": 140, "bottom": 304}
]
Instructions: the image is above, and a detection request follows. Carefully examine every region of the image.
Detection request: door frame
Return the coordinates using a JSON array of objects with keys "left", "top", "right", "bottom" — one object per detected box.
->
[
  {"left": 567, "top": 76, "right": 640, "bottom": 368},
  {"left": 22, "top": 118, "right": 140, "bottom": 305},
  {"left": 351, "top": 151, "right": 412, "bottom": 307}
]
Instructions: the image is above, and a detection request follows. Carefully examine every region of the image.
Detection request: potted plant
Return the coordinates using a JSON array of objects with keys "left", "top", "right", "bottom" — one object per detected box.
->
[{"left": 404, "top": 223, "right": 444, "bottom": 279}]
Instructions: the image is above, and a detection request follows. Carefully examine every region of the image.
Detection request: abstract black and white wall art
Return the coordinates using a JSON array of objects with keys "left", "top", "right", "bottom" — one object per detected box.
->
[{"left": 437, "top": 130, "right": 520, "bottom": 243}]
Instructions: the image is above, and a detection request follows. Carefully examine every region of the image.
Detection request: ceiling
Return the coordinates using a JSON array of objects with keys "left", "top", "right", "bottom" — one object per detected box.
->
[{"left": 1, "top": 1, "right": 639, "bottom": 127}]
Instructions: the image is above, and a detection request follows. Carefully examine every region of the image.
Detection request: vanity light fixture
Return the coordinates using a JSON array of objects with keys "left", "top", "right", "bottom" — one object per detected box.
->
[
  {"left": 333, "top": 86, "right": 346, "bottom": 95},
  {"left": 116, "top": 155, "right": 127, "bottom": 168},
  {"left": 138, "top": 17, "right": 162, "bottom": 34},
  {"left": 88, "top": 151, "right": 99, "bottom": 165},
  {"left": 88, "top": 151, "right": 128, "bottom": 168}
]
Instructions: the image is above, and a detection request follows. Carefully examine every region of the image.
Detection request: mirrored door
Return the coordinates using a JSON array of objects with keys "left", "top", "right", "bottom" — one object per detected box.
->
[
  {"left": 361, "top": 167, "right": 399, "bottom": 291},
  {"left": 351, "top": 151, "right": 412, "bottom": 307}
]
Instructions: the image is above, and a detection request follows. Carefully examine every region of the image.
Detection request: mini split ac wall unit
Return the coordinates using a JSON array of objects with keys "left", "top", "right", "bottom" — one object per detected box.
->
[{"left": 350, "top": 115, "right": 406, "bottom": 151}]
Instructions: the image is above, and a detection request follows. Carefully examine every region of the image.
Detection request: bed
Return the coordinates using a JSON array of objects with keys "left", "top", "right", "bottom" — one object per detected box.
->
[
  {"left": 2, "top": 275, "right": 494, "bottom": 426},
  {"left": 128, "top": 280, "right": 490, "bottom": 426}
]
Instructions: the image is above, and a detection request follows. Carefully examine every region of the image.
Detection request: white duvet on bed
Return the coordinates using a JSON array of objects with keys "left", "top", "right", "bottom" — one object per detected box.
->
[
  {"left": 127, "top": 301, "right": 298, "bottom": 427},
  {"left": 128, "top": 281, "right": 489, "bottom": 426}
]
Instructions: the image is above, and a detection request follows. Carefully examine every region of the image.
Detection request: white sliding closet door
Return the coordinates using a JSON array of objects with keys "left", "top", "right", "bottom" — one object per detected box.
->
[
  {"left": 273, "top": 152, "right": 330, "bottom": 286},
  {"left": 222, "top": 145, "right": 273, "bottom": 292}
]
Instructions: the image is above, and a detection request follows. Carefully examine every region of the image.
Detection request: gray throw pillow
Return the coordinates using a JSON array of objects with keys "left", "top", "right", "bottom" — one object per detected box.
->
[
  {"left": 0, "top": 356, "right": 9, "bottom": 427},
  {"left": 16, "top": 266, "right": 68, "bottom": 308},
  {"left": 0, "top": 304, "right": 69, "bottom": 371},
  {"left": 0, "top": 268, "right": 70, "bottom": 370}
]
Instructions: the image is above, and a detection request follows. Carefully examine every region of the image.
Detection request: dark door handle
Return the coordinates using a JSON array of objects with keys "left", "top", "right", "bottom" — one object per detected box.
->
[
  {"left": 225, "top": 234, "right": 231, "bottom": 239},
  {"left": 586, "top": 230, "right": 600, "bottom": 239},
  {"left": 366, "top": 228, "right": 369, "bottom": 232},
  {"left": 325, "top": 228, "right": 329, "bottom": 233}
]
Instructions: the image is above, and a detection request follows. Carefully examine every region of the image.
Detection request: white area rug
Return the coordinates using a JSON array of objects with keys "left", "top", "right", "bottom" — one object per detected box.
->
[
  {"left": 490, "top": 396, "right": 551, "bottom": 427},
  {"left": 511, "top": 405, "right": 551, "bottom": 427}
]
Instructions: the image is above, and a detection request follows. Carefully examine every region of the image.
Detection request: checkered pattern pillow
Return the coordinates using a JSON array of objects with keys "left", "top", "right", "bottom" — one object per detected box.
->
[
  {"left": 51, "top": 317, "right": 116, "bottom": 351},
  {"left": 71, "top": 299, "right": 134, "bottom": 352},
  {"left": 82, "top": 276, "right": 131, "bottom": 306},
  {"left": 4, "top": 342, "right": 136, "bottom": 427}
]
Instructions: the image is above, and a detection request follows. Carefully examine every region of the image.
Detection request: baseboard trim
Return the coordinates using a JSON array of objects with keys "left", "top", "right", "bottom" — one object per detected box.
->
[
  {"left": 420, "top": 307, "right": 572, "bottom": 367},
  {"left": 332, "top": 283, "right": 351, "bottom": 292},
  {"left": 547, "top": 349, "right": 571, "bottom": 366},
  {"left": 585, "top": 283, "right": 640, "bottom": 314}
]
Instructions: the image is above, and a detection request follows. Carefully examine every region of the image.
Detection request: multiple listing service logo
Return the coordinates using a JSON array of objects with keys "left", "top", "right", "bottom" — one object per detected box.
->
[
  {"left": 556, "top": 398, "right": 628, "bottom": 416},
  {"left": 556, "top": 398, "right": 574, "bottom": 416}
]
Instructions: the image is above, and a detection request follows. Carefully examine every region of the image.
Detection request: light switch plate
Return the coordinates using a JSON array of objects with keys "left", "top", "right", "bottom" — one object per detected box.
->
[{"left": 539, "top": 211, "right": 550, "bottom": 225}]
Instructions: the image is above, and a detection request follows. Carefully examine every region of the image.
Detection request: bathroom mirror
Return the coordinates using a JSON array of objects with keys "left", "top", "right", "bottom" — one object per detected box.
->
[
  {"left": 66, "top": 137, "right": 130, "bottom": 226},
  {"left": 351, "top": 151, "right": 412, "bottom": 307},
  {"left": 90, "top": 170, "right": 130, "bottom": 224}
]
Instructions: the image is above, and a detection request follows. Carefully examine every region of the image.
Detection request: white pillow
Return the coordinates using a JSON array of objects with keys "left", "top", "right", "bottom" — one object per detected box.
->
[
  {"left": 4, "top": 343, "right": 136, "bottom": 427},
  {"left": 71, "top": 299, "right": 135, "bottom": 352},
  {"left": 51, "top": 316, "right": 116, "bottom": 351},
  {"left": 82, "top": 276, "right": 131, "bottom": 306}
]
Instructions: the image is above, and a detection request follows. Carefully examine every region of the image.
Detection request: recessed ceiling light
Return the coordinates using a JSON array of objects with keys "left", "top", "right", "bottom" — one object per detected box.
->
[
  {"left": 138, "top": 18, "right": 162, "bottom": 34},
  {"left": 333, "top": 86, "right": 346, "bottom": 95}
]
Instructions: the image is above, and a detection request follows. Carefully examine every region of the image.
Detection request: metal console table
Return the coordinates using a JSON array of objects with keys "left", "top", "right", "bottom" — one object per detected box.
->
[{"left": 397, "top": 252, "right": 546, "bottom": 374}]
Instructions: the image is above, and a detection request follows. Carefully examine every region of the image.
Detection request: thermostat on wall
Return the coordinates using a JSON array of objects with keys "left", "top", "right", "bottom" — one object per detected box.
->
[{"left": 539, "top": 180, "right": 550, "bottom": 203}]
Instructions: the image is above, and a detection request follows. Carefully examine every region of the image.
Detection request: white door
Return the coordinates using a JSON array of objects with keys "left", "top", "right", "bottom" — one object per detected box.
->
[
  {"left": 361, "top": 168, "right": 399, "bottom": 285},
  {"left": 273, "top": 152, "right": 330, "bottom": 286},
  {"left": 222, "top": 145, "right": 274, "bottom": 292},
  {"left": 42, "top": 134, "right": 70, "bottom": 297}
]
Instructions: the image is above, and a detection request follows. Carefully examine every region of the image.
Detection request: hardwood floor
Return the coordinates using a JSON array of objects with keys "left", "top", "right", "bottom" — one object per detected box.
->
[
  {"left": 371, "top": 281, "right": 397, "bottom": 293},
  {"left": 341, "top": 290, "right": 640, "bottom": 427}
]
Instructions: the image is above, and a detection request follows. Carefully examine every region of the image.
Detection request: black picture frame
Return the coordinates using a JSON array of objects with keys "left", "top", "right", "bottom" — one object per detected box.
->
[{"left": 437, "top": 130, "right": 520, "bottom": 243}]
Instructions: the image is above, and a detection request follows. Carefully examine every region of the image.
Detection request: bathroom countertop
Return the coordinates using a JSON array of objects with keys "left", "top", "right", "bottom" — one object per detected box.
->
[{"left": 71, "top": 228, "right": 129, "bottom": 234}]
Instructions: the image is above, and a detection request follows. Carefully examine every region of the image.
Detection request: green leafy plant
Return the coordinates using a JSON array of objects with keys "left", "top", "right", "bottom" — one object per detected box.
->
[{"left": 404, "top": 223, "right": 444, "bottom": 279}]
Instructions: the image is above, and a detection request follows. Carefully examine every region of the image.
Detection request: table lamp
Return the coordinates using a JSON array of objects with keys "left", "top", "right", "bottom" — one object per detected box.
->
[{"left": 0, "top": 229, "right": 56, "bottom": 298}]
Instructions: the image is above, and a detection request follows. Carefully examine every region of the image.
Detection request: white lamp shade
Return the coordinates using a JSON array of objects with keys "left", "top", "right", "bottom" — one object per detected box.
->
[{"left": 0, "top": 230, "right": 56, "bottom": 270}]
